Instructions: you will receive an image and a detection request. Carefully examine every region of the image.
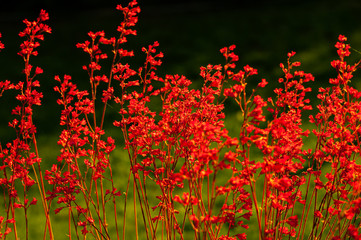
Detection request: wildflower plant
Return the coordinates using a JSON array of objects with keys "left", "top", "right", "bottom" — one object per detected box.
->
[{"left": 0, "top": 1, "right": 360, "bottom": 240}]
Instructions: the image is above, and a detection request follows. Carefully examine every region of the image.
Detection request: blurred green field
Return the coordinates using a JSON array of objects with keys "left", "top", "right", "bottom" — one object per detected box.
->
[{"left": 1, "top": 0, "right": 361, "bottom": 239}]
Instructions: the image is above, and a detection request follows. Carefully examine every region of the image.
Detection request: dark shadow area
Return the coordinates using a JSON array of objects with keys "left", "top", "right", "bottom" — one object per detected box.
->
[{"left": 1, "top": 0, "right": 361, "bottom": 138}]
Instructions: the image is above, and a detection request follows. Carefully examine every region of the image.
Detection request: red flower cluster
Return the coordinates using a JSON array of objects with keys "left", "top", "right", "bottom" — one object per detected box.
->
[
  {"left": 0, "top": 9, "right": 52, "bottom": 240},
  {"left": 0, "top": 1, "right": 361, "bottom": 240},
  {"left": 0, "top": 33, "right": 4, "bottom": 51}
]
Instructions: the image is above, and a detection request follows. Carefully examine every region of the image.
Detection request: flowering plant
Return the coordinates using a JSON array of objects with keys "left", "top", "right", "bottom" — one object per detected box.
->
[{"left": 0, "top": 1, "right": 360, "bottom": 239}]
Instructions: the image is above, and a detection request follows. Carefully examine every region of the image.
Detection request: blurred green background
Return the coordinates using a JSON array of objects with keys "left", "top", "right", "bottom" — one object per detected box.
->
[{"left": 1, "top": 0, "right": 361, "bottom": 239}]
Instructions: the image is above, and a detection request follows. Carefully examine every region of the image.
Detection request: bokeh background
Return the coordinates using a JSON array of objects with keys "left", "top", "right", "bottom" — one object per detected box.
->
[
  {"left": 1, "top": 0, "right": 361, "bottom": 137},
  {"left": 1, "top": 0, "right": 361, "bottom": 238}
]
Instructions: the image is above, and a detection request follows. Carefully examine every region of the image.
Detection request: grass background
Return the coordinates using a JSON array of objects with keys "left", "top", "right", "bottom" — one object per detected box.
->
[{"left": 1, "top": 0, "right": 361, "bottom": 239}]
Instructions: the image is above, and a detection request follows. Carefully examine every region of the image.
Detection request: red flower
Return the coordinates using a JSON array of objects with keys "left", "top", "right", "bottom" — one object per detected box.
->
[{"left": 286, "top": 215, "right": 299, "bottom": 227}]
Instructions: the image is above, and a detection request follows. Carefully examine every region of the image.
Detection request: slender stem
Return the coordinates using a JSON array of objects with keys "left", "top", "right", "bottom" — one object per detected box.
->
[
  {"left": 94, "top": 181, "right": 103, "bottom": 239},
  {"left": 100, "top": 178, "right": 106, "bottom": 233},
  {"left": 68, "top": 206, "right": 72, "bottom": 240},
  {"left": 122, "top": 170, "right": 132, "bottom": 240},
  {"left": 133, "top": 179, "right": 139, "bottom": 240},
  {"left": 297, "top": 172, "right": 312, "bottom": 240},
  {"left": 32, "top": 134, "right": 54, "bottom": 240},
  {"left": 25, "top": 203, "right": 28, "bottom": 240},
  {"left": 11, "top": 200, "right": 19, "bottom": 240},
  {"left": 108, "top": 166, "right": 120, "bottom": 240}
]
